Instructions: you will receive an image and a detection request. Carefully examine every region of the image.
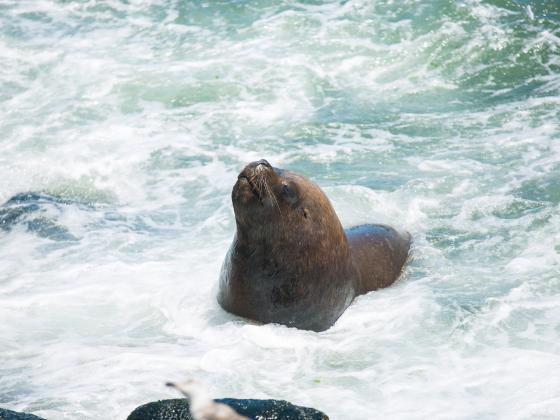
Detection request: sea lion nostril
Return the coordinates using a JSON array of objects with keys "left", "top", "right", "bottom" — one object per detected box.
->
[{"left": 242, "top": 159, "right": 271, "bottom": 175}]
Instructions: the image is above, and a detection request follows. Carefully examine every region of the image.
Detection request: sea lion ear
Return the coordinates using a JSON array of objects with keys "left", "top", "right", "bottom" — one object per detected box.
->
[{"left": 302, "top": 208, "right": 309, "bottom": 219}]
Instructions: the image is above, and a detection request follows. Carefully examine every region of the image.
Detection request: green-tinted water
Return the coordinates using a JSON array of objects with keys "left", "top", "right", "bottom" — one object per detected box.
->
[{"left": 0, "top": 1, "right": 559, "bottom": 419}]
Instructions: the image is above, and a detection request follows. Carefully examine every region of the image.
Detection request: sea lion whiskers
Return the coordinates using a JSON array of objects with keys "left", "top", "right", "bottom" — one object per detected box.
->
[
  {"left": 245, "top": 173, "right": 263, "bottom": 204},
  {"left": 262, "top": 176, "right": 284, "bottom": 221},
  {"left": 251, "top": 171, "right": 283, "bottom": 221}
]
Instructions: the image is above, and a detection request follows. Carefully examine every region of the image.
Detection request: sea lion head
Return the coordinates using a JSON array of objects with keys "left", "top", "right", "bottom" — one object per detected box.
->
[{"left": 231, "top": 159, "right": 344, "bottom": 243}]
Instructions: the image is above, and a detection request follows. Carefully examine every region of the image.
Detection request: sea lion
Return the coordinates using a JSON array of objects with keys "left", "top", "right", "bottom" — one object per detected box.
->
[{"left": 218, "top": 160, "right": 411, "bottom": 332}]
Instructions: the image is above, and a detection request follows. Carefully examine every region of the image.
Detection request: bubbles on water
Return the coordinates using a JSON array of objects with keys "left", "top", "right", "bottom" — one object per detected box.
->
[{"left": 1, "top": 0, "right": 560, "bottom": 418}]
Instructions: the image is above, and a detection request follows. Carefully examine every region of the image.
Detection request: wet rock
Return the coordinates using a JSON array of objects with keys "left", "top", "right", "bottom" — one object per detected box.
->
[
  {"left": 126, "top": 398, "right": 329, "bottom": 420},
  {"left": 0, "top": 192, "right": 78, "bottom": 241},
  {"left": 0, "top": 408, "right": 45, "bottom": 420}
]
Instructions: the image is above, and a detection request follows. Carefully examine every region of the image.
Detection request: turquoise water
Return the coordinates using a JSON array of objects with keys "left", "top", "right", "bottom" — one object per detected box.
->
[{"left": 1, "top": 1, "right": 559, "bottom": 418}]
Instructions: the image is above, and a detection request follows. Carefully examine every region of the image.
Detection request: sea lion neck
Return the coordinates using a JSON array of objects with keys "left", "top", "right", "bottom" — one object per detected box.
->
[{"left": 234, "top": 219, "right": 278, "bottom": 245}]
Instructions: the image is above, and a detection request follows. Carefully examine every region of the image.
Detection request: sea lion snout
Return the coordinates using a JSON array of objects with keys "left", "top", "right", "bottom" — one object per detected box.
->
[
  {"left": 233, "top": 160, "right": 278, "bottom": 205},
  {"left": 241, "top": 159, "right": 272, "bottom": 175},
  {"left": 255, "top": 158, "right": 271, "bottom": 169},
  {"left": 238, "top": 159, "right": 273, "bottom": 179}
]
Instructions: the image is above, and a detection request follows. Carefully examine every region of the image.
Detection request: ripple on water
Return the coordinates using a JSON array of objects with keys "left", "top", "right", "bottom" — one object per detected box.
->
[{"left": 1, "top": 0, "right": 560, "bottom": 419}]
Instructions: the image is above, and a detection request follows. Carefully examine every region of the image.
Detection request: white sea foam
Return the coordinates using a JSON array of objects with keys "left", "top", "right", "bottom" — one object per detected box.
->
[{"left": 1, "top": 0, "right": 559, "bottom": 419}]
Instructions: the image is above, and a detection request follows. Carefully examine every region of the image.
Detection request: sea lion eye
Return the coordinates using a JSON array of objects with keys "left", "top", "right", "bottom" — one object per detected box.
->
[{"left": 281, "top": 183, "right": 297, "bottom": 204}]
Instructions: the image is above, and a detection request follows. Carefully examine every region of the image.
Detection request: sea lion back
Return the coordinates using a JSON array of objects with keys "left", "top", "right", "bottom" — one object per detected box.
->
[{"left": 346, "top": 224, "right": 411, "bottom": 295}]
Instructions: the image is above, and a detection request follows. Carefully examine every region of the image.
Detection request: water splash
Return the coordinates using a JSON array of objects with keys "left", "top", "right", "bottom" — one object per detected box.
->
[{"left": 1, "top": 0, "right": 559, "bottom": 418}]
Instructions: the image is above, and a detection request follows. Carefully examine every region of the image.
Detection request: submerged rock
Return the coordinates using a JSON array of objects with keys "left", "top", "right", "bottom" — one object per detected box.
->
[
  {"left": 0, "top": 192, "right": 78, "bottom": 241},
  {"left": 126, "top": 398, "right": 329, "bottom": 420},
  {"left": 0, "top": 408, "right": 45, "bottom": 420}
]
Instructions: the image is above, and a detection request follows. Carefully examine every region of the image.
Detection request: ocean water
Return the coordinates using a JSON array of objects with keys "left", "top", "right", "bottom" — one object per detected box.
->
[{"left": 1, "top": 0, "right": 559, "bottom": 418}]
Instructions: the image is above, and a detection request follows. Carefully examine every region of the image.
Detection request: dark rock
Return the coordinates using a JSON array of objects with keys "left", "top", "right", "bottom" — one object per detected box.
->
[
  {"left": 0, "top": 408, "right": 45, "bottom": 420},
  {"left": 0, "top": 193, "right": 78, "bottom": 241},
  {"left": 127, "top": 399, "right": 190, "bottom": 420},
  {"left": 220, "top": 399, "right": 329, "bottom": 420},
  {"left": 0, "top": 192, "right": 161, "bottom": 241},
  {"left": 126, "top": 398, "right": 329, "bottom": 420}
]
